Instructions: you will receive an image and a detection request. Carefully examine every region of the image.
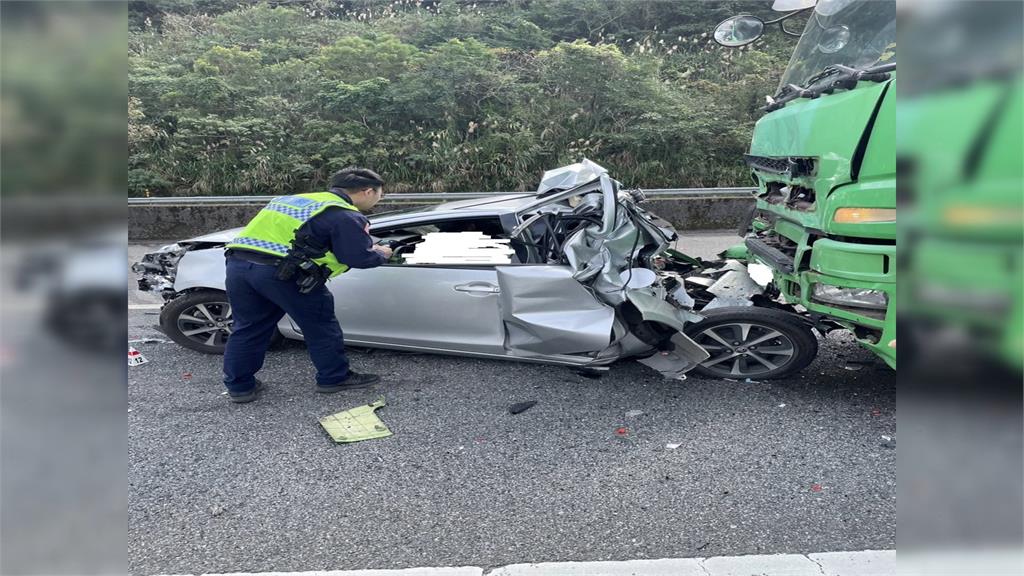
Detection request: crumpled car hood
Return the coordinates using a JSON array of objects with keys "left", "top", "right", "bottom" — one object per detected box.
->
[
  {"left": 180, "top": 228, "right": 242, "bottom": 244},
  {"left": 510, "top": 159, "right": 768, "bottom": 378}
]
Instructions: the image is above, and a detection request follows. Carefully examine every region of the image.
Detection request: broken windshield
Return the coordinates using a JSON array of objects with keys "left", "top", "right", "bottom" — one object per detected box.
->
[{"left": 779, "top": 0, "right": 895, "bottom": 92}]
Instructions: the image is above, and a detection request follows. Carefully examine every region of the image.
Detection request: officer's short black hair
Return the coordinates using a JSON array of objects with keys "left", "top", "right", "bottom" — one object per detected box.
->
[{"left": 329, "top": 167, "right": 384, "bottom": 192}]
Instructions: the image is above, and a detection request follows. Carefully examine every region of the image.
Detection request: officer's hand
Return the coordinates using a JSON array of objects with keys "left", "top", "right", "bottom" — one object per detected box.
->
[{"left": 373, "top": 245, "right": 393, "bottom": 259}]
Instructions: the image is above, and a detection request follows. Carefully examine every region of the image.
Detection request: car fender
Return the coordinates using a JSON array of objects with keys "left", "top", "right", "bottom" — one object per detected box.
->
[{"left": 173, "top": 248, "right": 227, "bottom": 292}]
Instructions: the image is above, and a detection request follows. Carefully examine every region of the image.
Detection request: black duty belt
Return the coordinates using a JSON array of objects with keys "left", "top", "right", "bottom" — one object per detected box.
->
[{"left": 227, "top": 248, "right": 284, "bottom": 266}]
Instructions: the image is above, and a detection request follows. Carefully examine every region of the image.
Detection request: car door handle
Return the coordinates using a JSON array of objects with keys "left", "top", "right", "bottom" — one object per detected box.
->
[{"left": 454, "top": 282, "right": 500, "bottom": 294}]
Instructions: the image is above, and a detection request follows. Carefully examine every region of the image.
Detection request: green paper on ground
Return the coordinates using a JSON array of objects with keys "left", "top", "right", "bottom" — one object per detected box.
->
[{"left": 319, "top": 396, "right": 392, "bottom": 443}]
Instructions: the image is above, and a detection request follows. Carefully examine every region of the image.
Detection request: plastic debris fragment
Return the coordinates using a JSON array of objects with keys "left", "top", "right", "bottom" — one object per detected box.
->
[
  {"left": 508, "top": 401, "right": 538, "bottom": 415},
  {"left": 319, "top": 397, "right": 392, "bottom": 444}
]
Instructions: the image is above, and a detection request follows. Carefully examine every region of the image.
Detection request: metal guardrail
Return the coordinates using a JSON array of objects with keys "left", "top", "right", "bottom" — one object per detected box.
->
[{"left": 127, "top": 187, "right": 754, "bottom": 205}]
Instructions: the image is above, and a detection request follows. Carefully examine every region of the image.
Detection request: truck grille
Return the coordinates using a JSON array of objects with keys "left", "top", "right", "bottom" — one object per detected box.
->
[{"left": 745, "top": 155, "right": 817, "bottom": 178}]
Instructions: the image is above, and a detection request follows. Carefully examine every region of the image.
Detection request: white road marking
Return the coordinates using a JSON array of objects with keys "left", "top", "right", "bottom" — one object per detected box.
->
[
  {"left": 153, "top": 550, "right": 897, "bottom": 576},
  {"left": 129, "top": 304, "right": 163, "bottom": 310}
]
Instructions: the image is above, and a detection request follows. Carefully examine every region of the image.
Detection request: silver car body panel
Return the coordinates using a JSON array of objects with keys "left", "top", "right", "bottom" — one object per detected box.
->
[
  {"left": 496, "top": 266, "right": 615, "bottom": 355},
  {"left": 536, "top": 158, "right": 610, "bottom": 195},
  {"left": 174, "top": 248, "right": 227, "bottom": 292},
  {"left": 328, "top": 266, "right": 506, "bottom": 355},
  {"left": 637, "top": 334, "right": 711, "bottom": 380}
]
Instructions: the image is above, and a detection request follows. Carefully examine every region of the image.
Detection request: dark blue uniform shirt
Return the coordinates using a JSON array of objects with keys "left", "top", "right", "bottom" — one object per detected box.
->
[{"left": 304, "top": 190, "right": 386, "bottom": 269}]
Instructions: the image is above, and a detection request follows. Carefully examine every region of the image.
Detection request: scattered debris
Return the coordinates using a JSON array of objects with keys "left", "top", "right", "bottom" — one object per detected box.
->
[
  {"left": 209, "top": 504, "right": 226, "bottom": 517},
  {"left": 871, "top": 408, "right": 882, "bottom": 417},
  {"left": 697, "top": 542, "right": 710, "bottom": 552},
  {"left": 625, "top": 409, "right": 644, "bottom": 418},
  {"left": 777, "top": 403, "right": 787, "bottom": 408},
  {"left": 615, "top": 427, "right": 628, "bottom": 437},
  {"left": 746, "top": 262, "right": 774, "bottom": 287},
  {"left": 811, "top": 483, "right": 823, "bottom": 493},
  {"left": 128, "top": 338, "right": 171, "bottom": 344},
  {"left": 182, "top": 373, "right": 192, "bottom": 380},
  {"left": 508, "top": 401, "right": 538, "bottom": 415},
  {"left": 744, "top": 377, "right": 762, "bottom": 384},
  {"left": 319, "top": 397, "right": 392, "bottom": 444},
  {"left": 665, "top": 443, "right": 681, "bottom": 450},
  {"left": 881, "top": 435, "right": 892, "bottom": 442},
  {"left": 703, "top": 263, "right": 764, "bottom": 310},
  {"left": 128, "top": 346, "right": 148, "bottom": 367},
  {"left": 843, "top": 362, "right": 864, "bottom": 371}
]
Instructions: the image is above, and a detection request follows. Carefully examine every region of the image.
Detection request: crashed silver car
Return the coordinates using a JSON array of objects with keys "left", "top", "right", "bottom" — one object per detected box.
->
[{"left": 134, "top": 160, "right": 819, "bottom": 379}]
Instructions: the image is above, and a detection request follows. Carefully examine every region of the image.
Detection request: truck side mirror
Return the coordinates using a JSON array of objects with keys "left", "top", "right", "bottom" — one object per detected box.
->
[{"left": 714, "top": 15, "right": 765, "bottom": 47}]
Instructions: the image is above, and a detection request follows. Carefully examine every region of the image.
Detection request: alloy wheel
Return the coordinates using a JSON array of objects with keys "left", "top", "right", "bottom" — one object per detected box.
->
[
  {"left": 691, "top": 321, "right": 796, "bottom": 378},
  {"left": 176, "top": 301, "right": 233, "bottom": 348}
]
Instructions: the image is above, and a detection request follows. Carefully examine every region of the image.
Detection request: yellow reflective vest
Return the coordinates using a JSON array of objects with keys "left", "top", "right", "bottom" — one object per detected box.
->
[{"left": 226, "top": 192, "right": 359, "bottom": 278}]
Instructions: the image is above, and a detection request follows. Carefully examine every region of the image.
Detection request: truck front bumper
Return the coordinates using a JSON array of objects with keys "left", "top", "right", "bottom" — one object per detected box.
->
[{"left": 753, "top": 236, "right": 897, "bottom": 368}]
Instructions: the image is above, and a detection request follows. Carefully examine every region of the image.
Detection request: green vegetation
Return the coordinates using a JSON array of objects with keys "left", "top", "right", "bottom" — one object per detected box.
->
[{"left": 129, "top": 0, "right": 797, "bottom": 196}]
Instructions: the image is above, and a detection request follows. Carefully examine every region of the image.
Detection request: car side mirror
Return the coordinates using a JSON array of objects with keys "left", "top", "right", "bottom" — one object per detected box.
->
[{"left": 714, "top": 15, "right": 766, "bottom": 47}]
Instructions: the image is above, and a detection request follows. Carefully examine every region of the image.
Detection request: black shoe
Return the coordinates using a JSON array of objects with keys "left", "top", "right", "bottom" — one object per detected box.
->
[
  {"left": 316, "top": 372, "right": 380, "bottom": 393},
  {"left": 229, "top": 378, "right": 264, "bottom": 403}
]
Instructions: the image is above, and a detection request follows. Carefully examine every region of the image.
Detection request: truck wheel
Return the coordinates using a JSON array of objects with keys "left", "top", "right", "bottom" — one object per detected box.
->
[
  {"left": 684, "top": 307, "right": 818, "bottom": 380},
  {"left": 160, "top": 290, "right": 282, "bottom": 355}
]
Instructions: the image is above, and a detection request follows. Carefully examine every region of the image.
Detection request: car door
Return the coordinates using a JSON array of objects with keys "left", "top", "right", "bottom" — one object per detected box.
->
[
  {"left": 325, "top": 214, "right": 508, "bottom": 355},
  {"left": 494, "top": 265, "right": 616, "bottom": 356}
]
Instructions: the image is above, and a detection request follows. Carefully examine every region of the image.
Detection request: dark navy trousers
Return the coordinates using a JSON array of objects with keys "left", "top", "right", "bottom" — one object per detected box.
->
[{"left": 222, "top": 257, "right": 350, "bottom": 394}]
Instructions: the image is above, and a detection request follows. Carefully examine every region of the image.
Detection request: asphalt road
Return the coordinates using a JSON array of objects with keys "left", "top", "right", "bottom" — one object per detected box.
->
[{"left": 128, "top": 232, "right": 895, "bottom": 574}]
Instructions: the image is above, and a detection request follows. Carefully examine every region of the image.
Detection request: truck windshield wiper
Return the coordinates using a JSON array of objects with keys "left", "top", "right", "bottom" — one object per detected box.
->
[{"left": 766, "top": 62, "right": 896, "bottom": 112}]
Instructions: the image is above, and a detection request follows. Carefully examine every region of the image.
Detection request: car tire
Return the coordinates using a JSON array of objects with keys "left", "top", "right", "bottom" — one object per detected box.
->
[
  {"left": 160, "top": 290, "right": 283, "bottom": 355},
  {"left": 684, "top": 307, "right": 818, "bottom": 380}
]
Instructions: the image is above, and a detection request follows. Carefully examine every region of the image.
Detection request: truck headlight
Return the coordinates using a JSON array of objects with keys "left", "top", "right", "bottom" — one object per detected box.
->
[
  {"left": 833, "top": 208, "right": 896, "bottom": 223},
  {"left": 811, "top": 283, "right": 889, "bottom": 309}
]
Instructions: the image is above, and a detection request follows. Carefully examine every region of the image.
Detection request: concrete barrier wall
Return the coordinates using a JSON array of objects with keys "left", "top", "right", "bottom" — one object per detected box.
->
[{"left": 128, "top": 197, "right": 752, "bottom": 241}]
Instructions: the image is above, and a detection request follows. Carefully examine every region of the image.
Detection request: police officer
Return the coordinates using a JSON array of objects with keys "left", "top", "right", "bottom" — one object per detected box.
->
[{"left": 221, "top": 167, "right": 393, "bottom": 403}]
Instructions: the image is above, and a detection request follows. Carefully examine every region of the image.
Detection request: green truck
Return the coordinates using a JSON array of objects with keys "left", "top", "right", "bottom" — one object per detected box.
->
[{"left": 714, "top": 0, "right": 897, "bottom": 368}]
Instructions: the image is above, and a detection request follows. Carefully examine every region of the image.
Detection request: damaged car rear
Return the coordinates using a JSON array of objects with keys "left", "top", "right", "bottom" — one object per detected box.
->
[{"left": 134, "top": 160, "right": 819, "bottom": 379}]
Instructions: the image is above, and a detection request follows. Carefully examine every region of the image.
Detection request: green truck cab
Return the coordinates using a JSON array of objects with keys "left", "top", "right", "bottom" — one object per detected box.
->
[{"left": 715, "top": 0, "right": 897, "bottom": 368}]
